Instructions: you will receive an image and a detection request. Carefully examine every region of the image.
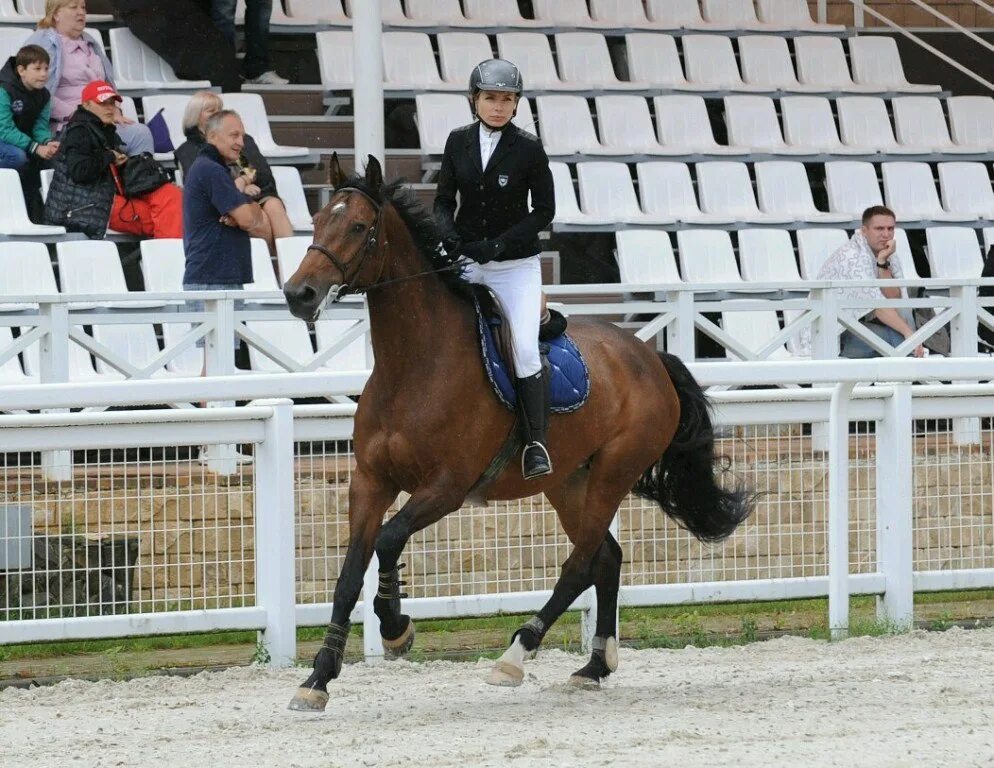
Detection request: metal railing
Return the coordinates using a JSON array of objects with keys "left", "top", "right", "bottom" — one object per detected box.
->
[{"left": 3, "top": 360, "right": 994, "bottom": 665}]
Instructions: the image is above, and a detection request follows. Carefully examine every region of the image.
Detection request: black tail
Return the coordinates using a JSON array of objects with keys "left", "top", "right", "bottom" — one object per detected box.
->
[{"left": 631, "top": 352, "right": 755, "bottom": 543}]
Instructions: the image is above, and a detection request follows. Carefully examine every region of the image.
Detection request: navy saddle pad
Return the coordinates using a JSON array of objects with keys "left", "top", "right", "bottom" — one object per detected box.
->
[{"left": 474, "top": 298, "right": 590, "bottom": 413}]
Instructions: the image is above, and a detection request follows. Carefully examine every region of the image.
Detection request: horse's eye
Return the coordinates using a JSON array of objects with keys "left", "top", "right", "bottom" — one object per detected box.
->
[{"left": 352, "top": 223, "right": 366, "bottom": 234}]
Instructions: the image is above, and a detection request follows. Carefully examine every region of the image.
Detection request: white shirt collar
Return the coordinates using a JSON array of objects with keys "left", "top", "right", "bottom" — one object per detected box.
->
[{"left": 479, "top": 123, "right": 501, "bottom": 169}]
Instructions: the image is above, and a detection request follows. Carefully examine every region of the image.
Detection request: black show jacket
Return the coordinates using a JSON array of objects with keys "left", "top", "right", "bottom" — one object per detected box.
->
[{"left": 434, "top": 121, "right": 555, "bottom": 262}]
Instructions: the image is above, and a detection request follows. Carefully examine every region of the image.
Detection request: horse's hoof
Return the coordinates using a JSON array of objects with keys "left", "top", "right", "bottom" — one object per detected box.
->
[
  {"left": 288, "top": 687, "right": 329, "bottom": 712},
  {"left": 382, "top": 619, "right": 415, "bottom": 659},
  {"left": 485, "top": 660, "right": 524, "bottom": 687},
  {"left": 568, "top": 673, "right": 601, "bottom": 690}
]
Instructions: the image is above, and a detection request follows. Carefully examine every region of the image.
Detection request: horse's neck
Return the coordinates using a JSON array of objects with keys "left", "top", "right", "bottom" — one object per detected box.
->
[{"left": 365, "top": 239, "right": 473, "bottom": 383}]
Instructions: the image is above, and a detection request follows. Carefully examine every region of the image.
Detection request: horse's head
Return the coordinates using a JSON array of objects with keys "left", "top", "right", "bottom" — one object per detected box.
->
[{"left": 284, "top": 153, "right": 386, "bottom": 321}]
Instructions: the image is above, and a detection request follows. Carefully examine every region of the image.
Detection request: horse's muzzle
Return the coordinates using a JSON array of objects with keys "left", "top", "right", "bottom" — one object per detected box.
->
[{"left": 283, "top": 281, "right": 323, "bottom": 321}]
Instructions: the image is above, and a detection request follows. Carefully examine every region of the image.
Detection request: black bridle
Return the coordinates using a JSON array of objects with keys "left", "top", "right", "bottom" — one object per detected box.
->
[
  {"left": 307, "top": 186, "right": 463, "bottom": 302},
  {"left": 306, "top": 186, "right": 384, "bottom": 303}
]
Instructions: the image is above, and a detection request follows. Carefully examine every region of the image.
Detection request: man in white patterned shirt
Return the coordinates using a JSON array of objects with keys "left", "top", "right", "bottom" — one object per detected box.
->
[{"left": 809, "top": 205, "right": 924, "bottom": 359}]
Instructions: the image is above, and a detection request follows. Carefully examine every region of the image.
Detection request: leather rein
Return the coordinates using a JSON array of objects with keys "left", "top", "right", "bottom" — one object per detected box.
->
[{"left": 306, "top": 186, "right": 461, "bottom": 303}]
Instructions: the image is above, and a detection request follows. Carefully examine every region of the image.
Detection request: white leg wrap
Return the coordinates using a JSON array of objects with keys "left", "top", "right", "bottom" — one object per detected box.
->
[{"left": 593, "top": 636, "right": 619, "bottom": 672}]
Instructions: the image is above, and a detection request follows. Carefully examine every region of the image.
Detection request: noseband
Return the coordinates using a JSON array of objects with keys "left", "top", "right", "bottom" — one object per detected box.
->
[{"left": 306, "top": 186, "right": 383, "bottom": 302}]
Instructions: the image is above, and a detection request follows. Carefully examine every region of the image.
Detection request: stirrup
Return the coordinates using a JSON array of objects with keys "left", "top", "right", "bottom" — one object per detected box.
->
[{"left": 521, "top": 441, "right": 553, "bottom": 479}]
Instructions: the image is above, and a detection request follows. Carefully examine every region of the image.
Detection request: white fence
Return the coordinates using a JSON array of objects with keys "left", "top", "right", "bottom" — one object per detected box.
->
[{"left": 2, "top": 359, "right": 994, "bottom": 665}]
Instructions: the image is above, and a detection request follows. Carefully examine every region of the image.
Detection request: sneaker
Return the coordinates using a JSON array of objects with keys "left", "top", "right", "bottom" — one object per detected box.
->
[{"left": 245, "top": 70, "right": 289, "bottom": 85}]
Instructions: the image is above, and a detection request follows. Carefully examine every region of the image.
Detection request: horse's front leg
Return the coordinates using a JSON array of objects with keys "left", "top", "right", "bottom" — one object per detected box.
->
[{"left": 288, "top": 468, "right": 398, "bottom": 712}]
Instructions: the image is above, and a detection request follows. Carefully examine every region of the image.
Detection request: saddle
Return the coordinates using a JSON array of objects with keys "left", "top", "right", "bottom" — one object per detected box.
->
[{"left": 472, "top": 287, "right": 590, "bottom": 414}]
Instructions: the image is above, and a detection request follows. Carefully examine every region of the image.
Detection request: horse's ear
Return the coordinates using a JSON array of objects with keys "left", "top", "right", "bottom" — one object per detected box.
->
[
  {"left": 364, "top": 154, "right": 383, "bottom": 189},
  {"left": 327, "top": 152, "right": 346, "bottom": 189}
]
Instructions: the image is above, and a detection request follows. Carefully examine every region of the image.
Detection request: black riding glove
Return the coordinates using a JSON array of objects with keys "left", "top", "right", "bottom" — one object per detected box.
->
[
  {"left": 462, "top": 239, "right": 506, "bottom": 265},
  {"left": 442, "top": 234, "right": 463, "bottom": 257}
]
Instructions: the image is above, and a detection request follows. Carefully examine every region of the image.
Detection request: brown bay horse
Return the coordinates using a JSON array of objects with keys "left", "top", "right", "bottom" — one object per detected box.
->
[{"left": 282, "top": 156, "right": 754, "bottom": 711}]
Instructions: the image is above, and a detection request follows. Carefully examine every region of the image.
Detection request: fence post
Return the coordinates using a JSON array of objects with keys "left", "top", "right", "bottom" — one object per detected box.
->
[
  {"left": 203, "top": 297, "right": 239, "bottom": 474},
  {"left": 949, "top": 285, "right": 980, "bottom": 445},
  {"left": 828, "top": 381, "right": 855, "bottom": 640},
  {"left": 39, "top": 301, "right": 71, "bottom": 481},
  {"left": 876, "top": 384, "right": 914, "bottom": 630},
  {"left": 254, "top": 398, "right": 297, "bottom": 667},
  {"left": 810, "top": 289, "right": 838, "bottom": 453},
  {"left": 817, "top": 0, "right": 827, "bottom": 24},
  {"left": 362, "top": 554, "right": 384, "bottom": 663}
]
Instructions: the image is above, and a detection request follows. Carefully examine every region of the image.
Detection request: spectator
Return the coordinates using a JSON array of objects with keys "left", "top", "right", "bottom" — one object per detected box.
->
[
  {"left": 182, "top": 109, "right": 275, "bottom": 328},
  {"left": 199, "top": 0, "right": 288, "bottom": 85},
  {"left": 0, "top": 44, "right": 59, "bottom": 221},
  {"left": 176, "top": 90, "right": 293, "bottom": 240},
  {"left": 808, "top": 205, "right": 924, "bottom": 359},
  {"left": 43, "top": 80, "right": 182, "bottom": 239},
  {"left": 26, "top": 0, "right": 154, "bottom": 154}
]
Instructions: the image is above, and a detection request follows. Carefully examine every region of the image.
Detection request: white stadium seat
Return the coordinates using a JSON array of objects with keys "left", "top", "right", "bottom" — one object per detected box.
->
[
  {"left": 925, "top": 227, "right": 985, "bottom": 278},
  {"left": 738, "top": 228, "right": 803, "bottom": 282},
  {"left": 512, "top": 96, "right": 535, "bottom": 133},
  {"left": 892, "top": 97, "right": 981, "bottom": 154},
  {"left": 293, "top": 0, "right": 350, "bottom": 23},
  {"left": 892, "top": 228, "right": 921, "bottom": 279},
  {"left": 437, "top": 33, "right": 494, "bottom": 87},
  {"left": 0, "top": 241, "right": 55, "bottom": 312},
  {"left": 722, "top": 305, "right": 795, "bottom": 360},
  {"left": 276, "top": 236, "right": 313, "bottom": 281},
  {"left": 696, "top": 161, "right": 794, "bottom": 224},
  {"left": 271, "top": 166, "right": 315, "bottom": 233},
  {"left": 682, "top": 35, "right": 762, "bottom": 92},
  {"left": 416, "top": 94, "right": 473, "bottom": 155},
  {"left": 464, "top": 0, "right": 540, "bottom": 25},
  {"left": 756, "top": 0, "right": 845, "bottom": 31},
  {"left": 645, "top": 0, "right": 723, "bottom": 30},
  {"left": 244, "top": 239, "right": 282, "bottom": 299},
  {"left": 702, "top": 0, "right": 790, "bottom": 31},
  {"left": 0, "top": 1, "right": 36, "bottom": 24},
  {"left": 20, "top": 0, "right": 112, "bottom": 22},
  {"left": 637, "top": 161, "right": 735, "bottom": 225},
  {"left": 139, "top": 94, "right": 190, "bottom": 154},
  {"left": 794, "top": 36, "right": 880, "bottom": 93},
  {"left": 738, "top": 36, "right": 822, "bottom": 93},
  {"left": 316, "top": 31, "right": 354, "bottom": 90},
  {"left": 836, "top": 96, "right": 931, "bottom": 154},
  {"left": 594, "top": 95, "right": 671, "bottom": 155},
  {"left": 138, "top": 239, "right": 204, "bottom": 376},
  {"left": 0, "top": 168, "right": 65, "bottom": 236},
  {"left": 382, "top": 32, "right": 459, "bottom": 92},
  {"left": 625, "top": 34, "right": 700, "bottom": 91},
  {"left": 796, "top": 228, "right": 849, "bottom": 279},
  {"left": 533, "top": 0, "right": 613, "bottom": 27},
  {"left": 614, "top": 230, "right": 681, "bottom": 285},
  {"left": 0, "top": 28, "right": 28, "bottom": 61},
  {"left": 0, "top": 326, "right": 34, "bottom": 385},
  {"left": 497, "top": 32, "right": 581, "bottom": 91},
  {"left": 881, "top": 162, "right": 976, "bottom": 223},
  {"left": 589, "top": 0, "right": 653, "bottom": 27},
  {"left": 221, "top": 92, "right": 309, "bottom": 158},
  {"left": 653, "top": 95, "right": 748, "bottom": 155},
  {"left": 109, "top": 27, "right": 212, "bottom": 91},
  {"left": 755, "top": 161, "right": 851, "bottom": 223},
  {"left": 984, "top": 228, "right": 994, "bottom": 254},
  {"left": 824, "top": 161, "right": 883, "bottom": 216},
  {"left": 555, "top": 32, "right": 648, "bottom": 90},
  {"left": 780, "top": 96, "right": 865, "bottom": 155},
  {"left": 537, "top": 95, "right": 627, "bottom": 156},
  {"left": 576, "top": 161, "right": 675, "bottom": 224},
  {"left": 848, "top": 37, "right": 941, "bottom": 94},
  {"left": 549, "top": 162, "right": 612, "bottom": 225},
  {"left": 675, "top": 229, "right": 743, "bottom": 283},
  {"left": 405, "top": 0, "right": 474, "bottom": 25},
  {"left": 947, "top": 96, "right": 994, "bottom": 150},
  {"left": 724, "top": 95, "right": 817, "bottom": 154},
  {"left": 937, "top": 163, "right": 994, "bottom": 220}
]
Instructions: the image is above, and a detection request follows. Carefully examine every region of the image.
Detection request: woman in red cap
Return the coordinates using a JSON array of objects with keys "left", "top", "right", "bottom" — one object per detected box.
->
[{"left": 43, "top": 79, "right": 182, "bottom": 239}]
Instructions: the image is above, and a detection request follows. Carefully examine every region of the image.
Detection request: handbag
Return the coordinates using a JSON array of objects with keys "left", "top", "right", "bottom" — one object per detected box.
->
[
  {"left": 117, "top": 152, "right": 171, "bottom": 197},
  {"left": 912, "top": 287, "right": 951, "bottom": 356}
]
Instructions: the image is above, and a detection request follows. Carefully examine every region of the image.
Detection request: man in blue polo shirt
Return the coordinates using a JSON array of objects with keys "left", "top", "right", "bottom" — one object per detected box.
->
[{"left": 182, "top": 108, "right": 274, "bottom": 307}]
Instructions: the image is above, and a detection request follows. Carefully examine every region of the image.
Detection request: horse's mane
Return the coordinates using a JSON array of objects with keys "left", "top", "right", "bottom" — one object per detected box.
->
[{"left": 338, "top": 174, "right": 474, "bottom": 301}]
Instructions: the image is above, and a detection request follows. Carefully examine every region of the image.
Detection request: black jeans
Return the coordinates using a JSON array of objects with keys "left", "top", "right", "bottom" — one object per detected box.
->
[{"left": 210, "top": 0, "right": 272, "bottom": 78}]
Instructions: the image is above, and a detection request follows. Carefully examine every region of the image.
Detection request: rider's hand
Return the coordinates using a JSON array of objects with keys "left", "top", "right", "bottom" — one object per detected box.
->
[
  {"left": 462, "top": 239, "right": 505, "bottom": 265},
  {"left": 442, "top": 234, "right": 463, "bottom": 257}
]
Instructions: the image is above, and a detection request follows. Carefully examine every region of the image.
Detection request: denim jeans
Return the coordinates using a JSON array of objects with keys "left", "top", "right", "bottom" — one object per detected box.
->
[
  {"left": 210, "top": 0, "right": 273, "bottom": 78},
  {"left": 0, "top": 141, "right": 27, "bottom": 170},
  {"left": 841, "top": 321, "right": 907, "bottom": 358}
]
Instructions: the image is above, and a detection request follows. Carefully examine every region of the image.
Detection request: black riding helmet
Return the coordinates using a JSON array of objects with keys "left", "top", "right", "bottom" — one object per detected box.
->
[{"left": 469, "top": 58, "right": 522, "bottom": 124}]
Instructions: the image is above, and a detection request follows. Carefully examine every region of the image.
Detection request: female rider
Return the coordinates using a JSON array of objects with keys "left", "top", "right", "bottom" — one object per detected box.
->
[{"left": 434, "top": 58, "right": 556, "bottom": 480}]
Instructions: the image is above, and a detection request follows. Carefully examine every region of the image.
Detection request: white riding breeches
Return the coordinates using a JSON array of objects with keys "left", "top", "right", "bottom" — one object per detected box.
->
[{"left": 461, "top": 255, "right": 543, "bottom": 378}]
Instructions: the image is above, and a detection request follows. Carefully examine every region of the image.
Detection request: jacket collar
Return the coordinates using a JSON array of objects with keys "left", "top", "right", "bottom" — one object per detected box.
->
[
  {"left": 198, "top": 142, "right": 229, "bottom": 167},
  {"left": 464, "top": 121, "right": 518, "bottom": 176}
]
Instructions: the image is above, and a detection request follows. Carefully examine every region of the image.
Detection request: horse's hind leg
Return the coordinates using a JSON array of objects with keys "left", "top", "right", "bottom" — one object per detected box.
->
[
  {"left": 569, "top": 532, "right": 622, "bottom": 689},
  {"left": 373, "top": 485, "right": 465, "bottom": 657}
]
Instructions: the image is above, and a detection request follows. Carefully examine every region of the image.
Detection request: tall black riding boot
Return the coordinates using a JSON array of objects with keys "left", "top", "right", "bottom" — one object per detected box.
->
[{"left": 516, "top": 370, "right": 553, "bottom": 480}]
